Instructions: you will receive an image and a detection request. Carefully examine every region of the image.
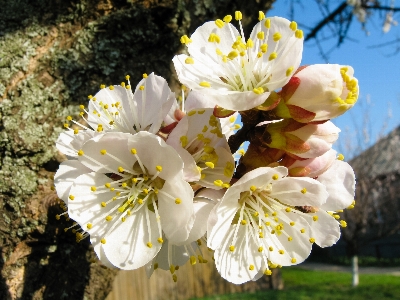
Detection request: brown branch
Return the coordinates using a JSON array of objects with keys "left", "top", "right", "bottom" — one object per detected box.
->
[{"left": 362, "top": 5, "right": 400, "bottom": 12}]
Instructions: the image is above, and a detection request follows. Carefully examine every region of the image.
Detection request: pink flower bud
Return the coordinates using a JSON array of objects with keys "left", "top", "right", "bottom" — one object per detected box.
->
[
  {"left": 266, "top": 119, "right": 340, "bottom": 159},
  {"left": 282, "top": 149, "right": 337, "bottom": 177},
  {"left": 275, "top": 64, "right": 358, "bottom": 122}
]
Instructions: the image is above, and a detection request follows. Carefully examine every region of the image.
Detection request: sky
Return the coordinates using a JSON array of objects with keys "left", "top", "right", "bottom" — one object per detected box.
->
[{"left": 268, "top": 0, "right": 400, "bottom": 158}]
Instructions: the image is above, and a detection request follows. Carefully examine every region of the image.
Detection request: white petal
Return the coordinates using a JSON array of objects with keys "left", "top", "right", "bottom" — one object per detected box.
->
[
  {"left": 214, "top": 224, "right": 262, "bottom": 284},
  {"left": 307, "top": 210, "right": 340, "bottom": 248},
  {"left": 56, "top": 130, "right": 98, "bottom": 157},
  {"left": 272, "top": 177, "right": 328, "bottom": 207},
  {"left": 128, "top": 131, "right": 184, "bottom": 180},
  {"left": 103, "top": 206, "right": 161, "bottom": 270},
  {"left": 79, "top": 132, "right": 134, "bottom": 173},
  {"left": 54, "top": 160, "right": 92, "bottom": 203},
  {"left": 318, "top": 160, "right": 356, "bottom": 211},
  {"left": 158, "top": 178, "right": 194, "bottom": 243},
  {"left": 185, "top": 198, "right": 216, "bottom": 244}
]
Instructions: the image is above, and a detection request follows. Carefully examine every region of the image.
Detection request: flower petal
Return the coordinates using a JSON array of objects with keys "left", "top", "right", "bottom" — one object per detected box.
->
[{"left": 318, "top": 160, "right": 356, "bottom": 211}]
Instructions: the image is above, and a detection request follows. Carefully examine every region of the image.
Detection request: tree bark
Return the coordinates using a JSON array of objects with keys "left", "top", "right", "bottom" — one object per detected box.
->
[{"left": 0, "top": 1, "right": 275, "bottom": 299}]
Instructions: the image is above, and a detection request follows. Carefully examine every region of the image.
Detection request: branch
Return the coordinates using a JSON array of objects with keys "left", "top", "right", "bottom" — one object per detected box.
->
[
  {"left": 305, "top": 1, "right": 348, "bottom": 41},
  {"left": 362, "top": 5, "right": 400, "bottom": 12}
]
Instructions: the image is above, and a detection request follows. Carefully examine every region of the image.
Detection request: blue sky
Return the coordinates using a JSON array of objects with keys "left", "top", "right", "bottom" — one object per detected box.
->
[{"left": 268, "top": 1, "right": 400, "bottom": 158}]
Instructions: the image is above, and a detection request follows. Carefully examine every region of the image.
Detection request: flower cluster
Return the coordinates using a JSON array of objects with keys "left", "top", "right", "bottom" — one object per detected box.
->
[{"left": 55, "top": 11, "right": 357, "bottom": 284}]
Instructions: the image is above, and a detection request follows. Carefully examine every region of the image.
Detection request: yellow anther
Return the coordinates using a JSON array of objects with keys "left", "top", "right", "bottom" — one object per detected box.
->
[
  {"left": 205, "top": 162, "right": 215, "bottom": 169},
  {"left": 337, "top": 153, "right": 345, "bottom": 161},
  {"left": 264, "top": 18, "right": 271, "bottom": 28},
  {"left": 347, "top": 205, "right": 355, "bottom": 210},
  {"left": 109, "top": 85, "right": 114, "bottom": 90},
  {"left": 250, "top": 185, "right": 257, "bottom": 192},
  {"left": 273, "top": 32, "right": 282, "bottom": 41},
  {"left": 301, "top": 188, "right": 307, "bottom": 194},
  {"left": 295, "top": 29, "right": 303, "bottom": 39},
  {"left": 106, "top": 215, "right": 112, "bottom": 221},
  {"left": 264, "top": 269, "right": 272, "bottom": 276},
  {"left": 101, "top": 238, "right": 106, "bottom": 244},
  {"left": 169, "top": 265, "right": 175, "bottom": 274},
  {"left": 180, "top": 136, "right": 188, "bottom": 148},
  {"left": 288, "top": 236, "right": 293, "bottom": 241},
  {"left": 265, "top": 221, "right": 270, "bottom": 226},
  {"left": 190, "top": 255, "right": 197, "bottom": 265},
  {"left": 269, "top": 246, "right": 274, "bottom": 251},
  {"left": 109, "top": 120, "right": 114, "bottom": 125},
  {"left": 333, "top": 214, "right": 340, "bottom": 220},
  {"left": 73, "top": 129, "right": 79, "bottom": 134},
  {"left": 235, "top": 11, "right": 242, "bottom": 20},
  {"left": 55, "top": 214, "right": 60, "bottom": 220},
  {"left": 268, "top": 52, "right": 277, "bottom": 60},
  {"left": 125, "top": 75, "right": 130, "bottom": 80},
  {"left": 85, "top": 223, "right": 92, "bottom": 230},
  {"left": 187, "top": 110, "right": 196, "bottom": 116},
  {"left": 249, "top": 264, "right": 255, "bottom": 271},
  {"left": 157, "top": 237, "right": 164, "bottom": 244},
  {"left": 91, "top": 186, "right": 97, "bottom": 192},
  {"left": 258, "top": 11, "right": 265, "bottom": 21},
  {"left": 289, "top": 21, "right": 297, "bottom": 31},
  {"left": 120, "top": 82, "right": 125, "bottom": 87},
  {"left": 279, "top": 250, "right": 284, "bottom": 255},
  {"left": 208, "top": 33, "right": 220, "bottom": 43},
  {"left": 172, "top": 274, "right": 178, "bottom": 282},
  {"left": 285, "top": 208, "right": 292, "bottom": 212},
  {"left": 223, "top": 15, "right": 232, "bottom": 23},
  {"left": 216, "top": 48, "right": 223, "bottom": 56},
  {"left": 101, "top": 202, "right": 106, "bottom": 207},
  {"left": 130, "top": 148, "right": 137, "bottom": 155},
  {"left": 258, "top": 246, "right": 263, "bottom": 252},
  {"left": 88, "top": 95, "right": 93, "bottom": 99},
  {"left": 215, "top": 19, "right": 224, "bottom": 28},
  {"left": 300, "top": 228, "right": 305, "bottom": 233},
  {"left": 229, "top": 245, "right": 235, "bottom": 252},
  {"left": 180, "top": 35, "right": 192, "bottom": 44},
  {"left": 143, "top": 73, "right": 148, "bottom": 78},
  {"left": 156, "top": 165, "right": 162, "bottom": 172},
  {"left": 257, "top": 31, "right": 264, "bottom": 40},
  {"left": 290, "top": 222, "right": 295, "bottom": 226},
  {"left": 253, "top": 87, "right": 264, "bottom": 94},
  {"left": 240, "top": 219, "right": 247, "bottom": 225},
  {"left": 147, "top": 242, "right": 153, "bottom": 248},
  {"left": 199, "top": 81, "right": 211, "bottom": 88},
  {"left": 121, "top": 182, "right": 127, "bottom": 188},
  {"left": 100, "top": 149, "right": 107, "bottom": 155},
  {"left": 272, "top": 212, "right": 277, "bottom": 216},
  {"left": 286, "top": 67, "right": 294, "bottom": 77},
  {"left": 139, "top": 85, "right": 145, "bottom": 91},
  {"left": 125, "top": 85, "right": 131, "bottom": 90},
  {"left": 66, "top": 115, "right": 72, "bottom": 121},
  {"left": 185, "top": 57, "right": 194, "bottom": 64},
  {"left": 100, "top": 84, "right": 105, "bottom": 89},
  {"left": 227, "top": 50, "right": 239, "bottom": 60},
  {"left": 63, "top": 123, "right": 69, "bottom": 128},
  {"left": 118, "top": 166, "right": 124, "bottom": 173},
  {"left": 246, "top": 38, "right": 254, "bottom": 48},
  {"left": 143, "top": 189, "right": 149, "bottom": 195},
  {"left": 313, "top": 215, "right": 318, "bottom": 221},
  {"left": 340, "top": 220, "right": 347, "bottom": 228},
  {"left": 291, "top": 258, "right": 297, "bottom": 263},
  {"left": 260, "top": 43, "right": 268, "bottom": 53},
  {"left": 69, "top": 195, "right": 75, "bottom": 200},
  {"left": 137, "top": 199, "right": 143, "bottom": 204},
  {"left": 175, "top": 198, "right": 182, "bottom": 204},
  {"left": 214, "top": 179, "right": 223, "bottom": 187},
  {"left": 259, "top": 232, "right": 264, "bottom": 238}
]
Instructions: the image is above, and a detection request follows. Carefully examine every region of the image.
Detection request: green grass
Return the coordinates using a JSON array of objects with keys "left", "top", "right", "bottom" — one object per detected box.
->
[{"left": 192, "top": 268, "right": 400, "bottom": 300}]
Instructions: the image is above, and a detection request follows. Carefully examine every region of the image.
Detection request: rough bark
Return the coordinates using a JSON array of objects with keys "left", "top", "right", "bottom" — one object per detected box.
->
[{"left": 0, "top": 1, "right": 276, "bottom": 299}]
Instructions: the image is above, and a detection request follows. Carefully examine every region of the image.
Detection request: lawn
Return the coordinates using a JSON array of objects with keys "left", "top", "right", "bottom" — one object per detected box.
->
[{"left": 192, "top": 268, "right": 400, "bottom": 300}]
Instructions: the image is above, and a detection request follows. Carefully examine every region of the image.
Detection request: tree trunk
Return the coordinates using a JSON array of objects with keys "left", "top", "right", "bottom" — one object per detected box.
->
[
  {"left": 0, "top": 1, "right": 275, "bottom": 299},
  {"left": 351, "top": 255, "right": 359, "bottom": 287}
]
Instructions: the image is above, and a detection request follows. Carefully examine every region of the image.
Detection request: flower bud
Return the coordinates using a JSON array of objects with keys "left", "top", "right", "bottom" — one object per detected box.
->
[
  {"left": 275, "top": 64, "right": 358, "bottom": 122},
  {"left": 265, "top": 119, "right": 340, "bottom": 159},
  {"left": 281, "top": 149, "right": 337, "bottom": 177}
]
